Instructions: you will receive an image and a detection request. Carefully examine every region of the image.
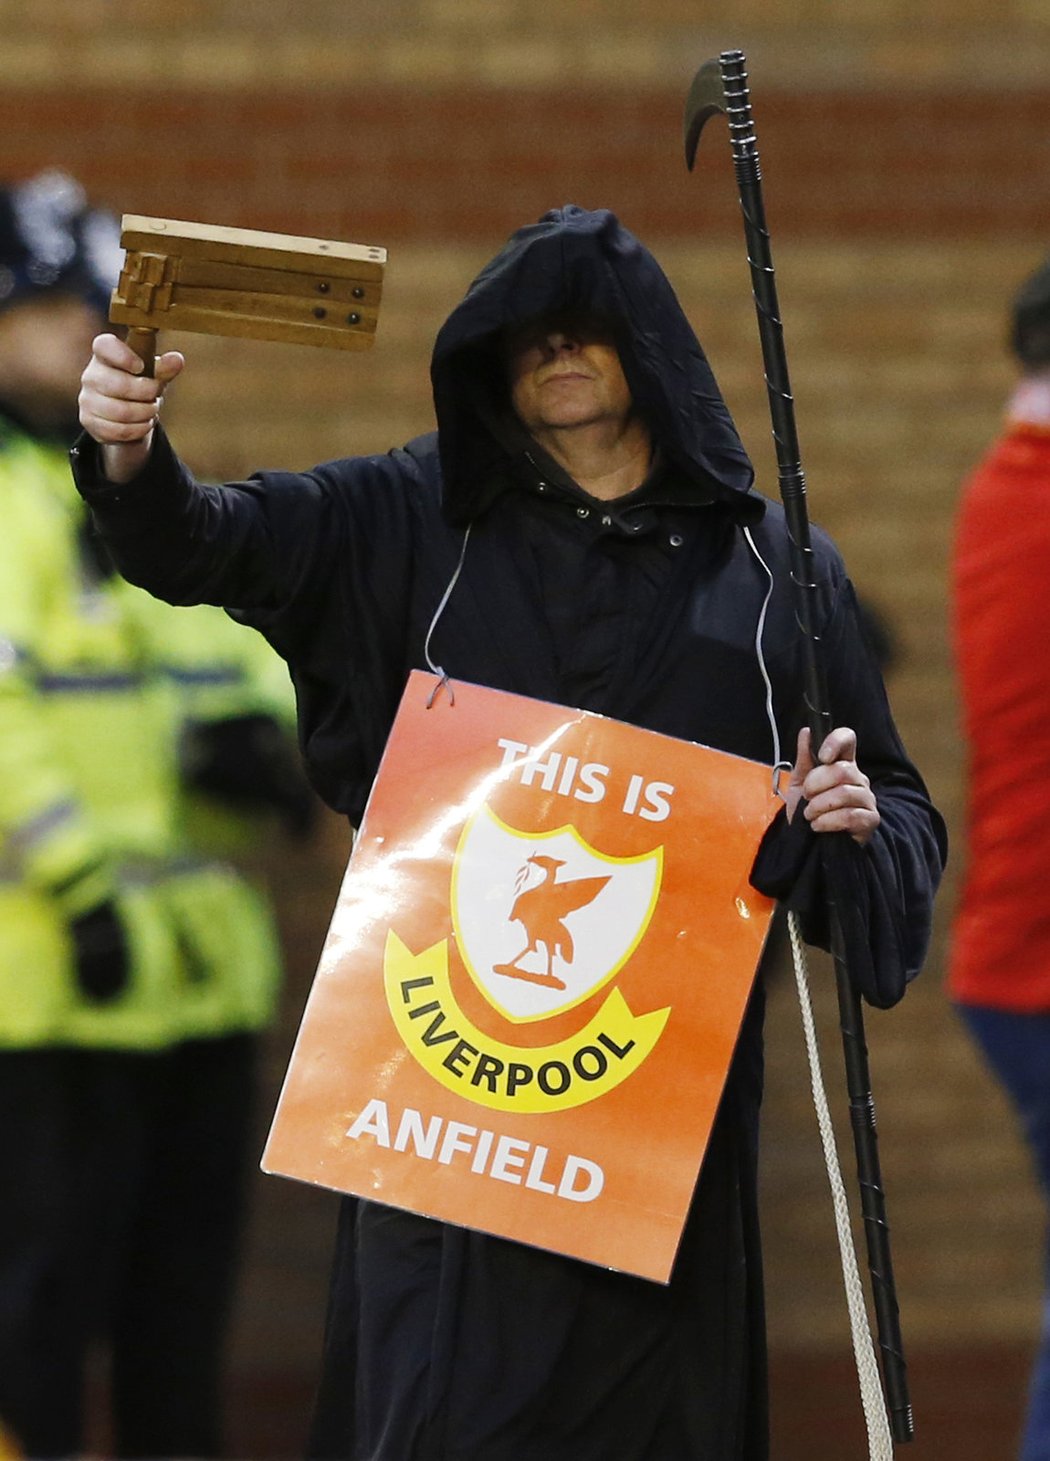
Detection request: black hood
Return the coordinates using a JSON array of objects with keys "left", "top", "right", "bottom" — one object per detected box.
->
[{"left": 430, "top": 204, "right": 755, "bottom": 524}]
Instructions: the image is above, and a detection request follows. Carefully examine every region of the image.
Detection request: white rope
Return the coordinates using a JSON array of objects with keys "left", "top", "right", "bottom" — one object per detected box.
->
[{"left": 785, "top": 910, "right": 894, "bottom": 1460}]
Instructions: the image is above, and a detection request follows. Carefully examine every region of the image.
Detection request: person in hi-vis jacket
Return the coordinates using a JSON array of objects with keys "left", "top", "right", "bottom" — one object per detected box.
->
[{"left": 0, "top": 171, "right": 316, "bottom": 1461}]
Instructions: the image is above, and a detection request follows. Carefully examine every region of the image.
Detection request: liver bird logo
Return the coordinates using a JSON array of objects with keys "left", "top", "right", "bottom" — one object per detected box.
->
[
  {"left": 495, "top": 854, "right": 611, "bottom": 990},
  {"left": 451, "top": 806, "right": 663, "bottom": 1023}
]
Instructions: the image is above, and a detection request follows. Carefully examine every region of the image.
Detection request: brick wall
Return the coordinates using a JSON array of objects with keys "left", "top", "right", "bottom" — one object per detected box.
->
[
  {"left": 2, "top": 0, "right": 1049, "bottom": 90},
  {"left": 3, "top": 85, "right": 1048, "bottom": 243},
  {"left": 13, "top": 0, "right": 1050, "bottom": 1433}
]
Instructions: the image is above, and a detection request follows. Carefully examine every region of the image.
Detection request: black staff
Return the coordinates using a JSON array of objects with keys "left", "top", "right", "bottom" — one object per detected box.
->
[{"left": 684, "top": 50, "right": 914, "bottom": 1446}]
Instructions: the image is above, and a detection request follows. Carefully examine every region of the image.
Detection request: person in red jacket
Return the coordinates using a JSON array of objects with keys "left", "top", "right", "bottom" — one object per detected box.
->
[{"left": 949, "top": 253, "right": 1050, "bottom": 1461}]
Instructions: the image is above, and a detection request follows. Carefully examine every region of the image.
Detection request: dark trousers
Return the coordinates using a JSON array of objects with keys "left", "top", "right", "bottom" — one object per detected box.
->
[
  {"left": 957, "top": 1004, "right": 1050, "bottom": 1461},
  {"left": 0, "top": 1036, "right": 258, "bottom": 1460}
]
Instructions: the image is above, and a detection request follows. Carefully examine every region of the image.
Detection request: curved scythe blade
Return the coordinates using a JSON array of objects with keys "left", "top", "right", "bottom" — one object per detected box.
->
[{"left": 683, "top": 58, "right": 729, "bottom": 170}]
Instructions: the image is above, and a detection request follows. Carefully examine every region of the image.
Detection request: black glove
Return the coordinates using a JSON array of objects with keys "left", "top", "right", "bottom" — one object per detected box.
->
[
  {"left": 750, "top": 804, "right": 905, "bottom": 1010},
  {"left": 69, "top": 900, "right": 130, "bottom": 1002},
  {"left": 179, "top": 713, "right": 318, "bottom": 838}
]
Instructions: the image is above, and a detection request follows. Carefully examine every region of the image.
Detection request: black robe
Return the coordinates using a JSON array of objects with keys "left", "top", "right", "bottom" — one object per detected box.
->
[{"left": 73, "top": 205, "right": 946, "bottom": 1461}]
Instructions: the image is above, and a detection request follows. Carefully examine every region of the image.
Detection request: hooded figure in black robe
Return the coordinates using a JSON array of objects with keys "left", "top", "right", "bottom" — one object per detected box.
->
[{"left": 72, "top": 205, "right": 946, "bottom": 1461}]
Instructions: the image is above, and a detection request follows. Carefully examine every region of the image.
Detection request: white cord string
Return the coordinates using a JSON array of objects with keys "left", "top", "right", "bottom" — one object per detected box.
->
[
  {"left": 423, "top": 524, "right": 473, "bottom": 704},
  {"left": 741, "top": 527, "right": 791, "bottom": 793},
  {"left": 786, "top": 910, "right": 894, "bottom": 1460}
]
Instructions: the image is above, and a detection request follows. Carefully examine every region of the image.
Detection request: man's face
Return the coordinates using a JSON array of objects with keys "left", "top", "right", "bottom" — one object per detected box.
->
[{"left": 503, "top": 311, "right": 634, "bottom": 437}]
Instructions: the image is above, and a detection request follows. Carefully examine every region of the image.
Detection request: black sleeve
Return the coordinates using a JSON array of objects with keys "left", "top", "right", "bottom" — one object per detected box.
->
[
  {"left": 70, "top": 427, "right": 429, "bottom": 821},
  {"left": 69, "top": 425, "right": 339, "bottom": 612},
  {"left": 751, "top": 576, "right": 948, "bottom": 1008}
]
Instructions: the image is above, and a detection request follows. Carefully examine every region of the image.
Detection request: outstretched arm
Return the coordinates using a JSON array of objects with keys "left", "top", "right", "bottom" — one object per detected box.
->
[{"left": 72, "top": 333, "right": 340, "bottom": 614}]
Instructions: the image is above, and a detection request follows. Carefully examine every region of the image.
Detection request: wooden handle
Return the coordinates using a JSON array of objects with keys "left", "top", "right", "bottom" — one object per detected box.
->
[{"left": 125, "top": 326, "right": 157, "bottom": 378}]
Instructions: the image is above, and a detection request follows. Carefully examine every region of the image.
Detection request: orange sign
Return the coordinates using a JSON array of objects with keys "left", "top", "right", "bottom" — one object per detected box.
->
[{"left": 263, "top": 672, "right": 779, "bottom": 1281}]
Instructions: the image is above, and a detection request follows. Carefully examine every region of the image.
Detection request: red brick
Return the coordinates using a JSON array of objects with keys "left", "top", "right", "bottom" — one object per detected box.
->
[{"left": 2, "top": 84, "right": 1046, "bottom": 243}]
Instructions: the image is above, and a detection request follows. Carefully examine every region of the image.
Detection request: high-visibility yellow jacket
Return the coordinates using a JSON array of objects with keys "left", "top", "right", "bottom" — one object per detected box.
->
[{"left": 0, "top": 416, "right": 287, "bottom": 1049}]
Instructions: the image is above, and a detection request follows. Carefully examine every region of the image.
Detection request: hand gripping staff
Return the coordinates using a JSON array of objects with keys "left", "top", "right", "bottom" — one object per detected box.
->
[{"left": 684, "top": 51, "right": 914, "bottom": 1447}]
